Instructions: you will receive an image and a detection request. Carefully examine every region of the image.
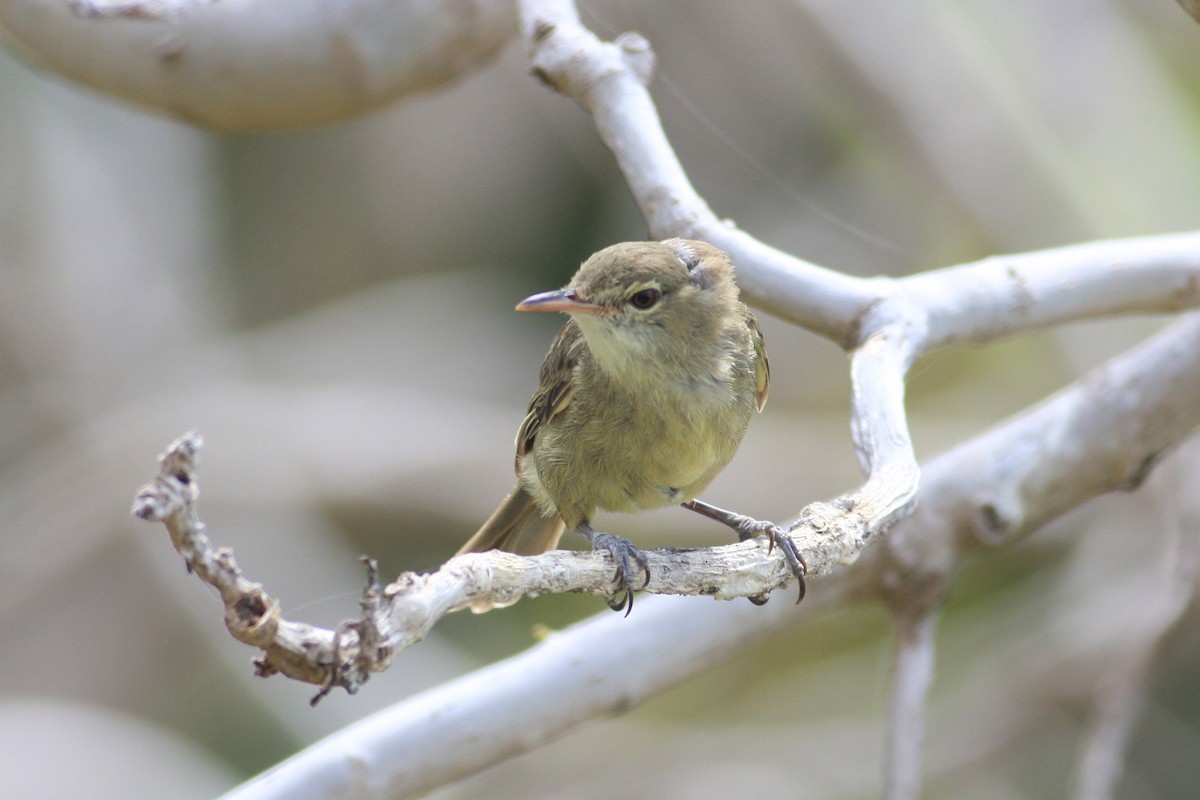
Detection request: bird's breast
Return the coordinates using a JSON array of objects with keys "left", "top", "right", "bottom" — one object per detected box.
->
[{"left": 524, "top": 367, "right": 754, "bottom": 522}]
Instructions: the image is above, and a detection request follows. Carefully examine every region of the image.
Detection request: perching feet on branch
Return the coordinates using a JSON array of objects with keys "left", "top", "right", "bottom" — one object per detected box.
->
[
  {"left": 575, "top": 525, "right": 652, "bottom": 615},
  {"left": 683, "top": 499, "right": 807, "bottom": 604}
]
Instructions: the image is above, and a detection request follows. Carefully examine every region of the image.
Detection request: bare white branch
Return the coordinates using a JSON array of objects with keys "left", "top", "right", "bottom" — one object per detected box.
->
[
  {"left": 0, "top": 0, "right": 515, "bottom": 130},
  {"left": 883, "top": 606, "right": 939, "bottom": 800},
  {"left": 904, "top": 232, "right": 1200, "bottom": 350},
  {"left": 860, "top": 313, "right": 1200, "bottom": 596},
  {"left": 845, "top": 323, "right": 922, "bottom": 511}
]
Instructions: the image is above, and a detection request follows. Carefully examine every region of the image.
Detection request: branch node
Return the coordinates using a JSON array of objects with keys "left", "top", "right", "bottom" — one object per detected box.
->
[
  {"left": 227, "top": 587, "right": 279, "bottom": 645},
  {"left": 971, "top": 489, "right": 1022, "bottom": 546},
  {"left": 795, "top": 501, "right": 838, "bottom": 534},
  {"left": 532, "top": 19, "right": 556, "bottom": 43},
  {"left": 975, "top": 502, "right": 1012, "bottom": 544},
  {"left": 1119, "top": 451, "right": 1164, "bottom": 491},
  {"left": 530, "top": 66, "right": 559, "bottom": 91},
  {"left": 309, "top": 558, "right": 399, "bottom": 704},
  {"left": 252, "top": 655, "right": 279, "bottom": 680},
  {"left": 357, "top": 557, "right": 395, "bottom": 673},
  {"left": 615, "top": 32, "right": 655, "bottom": 84}
]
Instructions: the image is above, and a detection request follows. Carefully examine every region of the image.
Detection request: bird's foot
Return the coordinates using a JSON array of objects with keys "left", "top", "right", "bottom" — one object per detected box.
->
[
  {"left": 583, "top": 530, "right": 650, "bottom": 616},
  {"left": 682, "top": 500, "right": 807, "bottom": 604},
  {"left": 735, "top": 518, "right": 807, "bottom": 604}
]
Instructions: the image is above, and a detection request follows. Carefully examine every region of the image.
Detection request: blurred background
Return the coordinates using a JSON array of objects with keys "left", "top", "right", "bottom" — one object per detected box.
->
[{"left": 2, "top": 1, "right": 1199, "bottom": 798}]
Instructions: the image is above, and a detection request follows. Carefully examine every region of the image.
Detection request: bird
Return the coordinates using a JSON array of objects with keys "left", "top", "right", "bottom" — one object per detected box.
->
[{"left": 457, "top": 238, "right": 805, "bottom": 613}]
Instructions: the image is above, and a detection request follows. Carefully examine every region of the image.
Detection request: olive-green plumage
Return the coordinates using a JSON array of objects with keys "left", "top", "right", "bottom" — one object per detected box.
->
[{"left": 458, "top": 239, "right": 794, "bottom": 610}]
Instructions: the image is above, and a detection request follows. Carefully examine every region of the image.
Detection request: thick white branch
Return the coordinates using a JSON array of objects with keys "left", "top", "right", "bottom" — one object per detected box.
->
[
  {"left": 860, "top": 313, "right": 1200, "bottom": 592},
  {"left": 845, "top": 322, "right": 922, "bottom": 515},
  {"left": 0, "top": 0, "right": 515, "bottom": 130},
  {"left": 904, "top": 232, "right": 1200, "bottom": 350}
]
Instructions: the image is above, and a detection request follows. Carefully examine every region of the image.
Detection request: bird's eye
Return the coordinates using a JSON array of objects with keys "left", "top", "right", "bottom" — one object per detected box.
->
[{"left": 629, "top": 288, "right": 661, "bottom": 310}]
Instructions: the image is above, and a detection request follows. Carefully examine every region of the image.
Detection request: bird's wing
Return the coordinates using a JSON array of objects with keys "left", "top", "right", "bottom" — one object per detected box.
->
[
  {"left": 514, "top": 319, "right": 585, "bottom": 474},
  {"left": 747, "top": 311, "right": 770, "bottom": 412}
]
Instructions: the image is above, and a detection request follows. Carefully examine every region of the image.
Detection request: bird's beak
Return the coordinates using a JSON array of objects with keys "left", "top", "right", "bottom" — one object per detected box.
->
[{"left": 516, "top": 288, "right": 612, "bottom": 315}]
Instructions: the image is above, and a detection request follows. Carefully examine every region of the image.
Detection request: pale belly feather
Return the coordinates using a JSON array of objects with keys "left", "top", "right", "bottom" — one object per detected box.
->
[{"left": 523, "top": 371, "right": 753, "bottom": 525}]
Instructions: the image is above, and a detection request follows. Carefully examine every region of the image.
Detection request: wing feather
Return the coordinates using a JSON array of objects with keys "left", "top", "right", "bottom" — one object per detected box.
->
[
  {"left": 514, "top": 320, "right": 584, "bottom": 473},
  {"left": 747, "top": 311, "right": 770, "bottom": 412}
]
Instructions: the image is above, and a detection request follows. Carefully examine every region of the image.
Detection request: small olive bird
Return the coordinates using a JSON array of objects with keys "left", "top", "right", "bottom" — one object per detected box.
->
[{"left": 458, "top": 239, "right": 806, "bottom": 612}]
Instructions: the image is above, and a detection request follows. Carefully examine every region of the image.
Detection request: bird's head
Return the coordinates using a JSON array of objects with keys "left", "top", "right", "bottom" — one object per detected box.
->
[{"left": 516, "top": 239, "right": 742, "bottom": 377}]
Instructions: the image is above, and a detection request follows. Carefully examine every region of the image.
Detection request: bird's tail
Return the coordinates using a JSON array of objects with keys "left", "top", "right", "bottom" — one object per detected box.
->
[{"left": 457, "top": 485, "right": 566, "bottom": 556}]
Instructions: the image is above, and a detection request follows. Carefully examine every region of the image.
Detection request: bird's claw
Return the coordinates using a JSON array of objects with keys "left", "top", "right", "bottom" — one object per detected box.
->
[
  {"left": 736, "top": 519, "right": 807, "bottom": 604},
  {"left": 771, "top": 527, "right": 808, "bottom": 604},
  {"left": 589, "top": 531, "right": 651, "bottom": 616}
]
